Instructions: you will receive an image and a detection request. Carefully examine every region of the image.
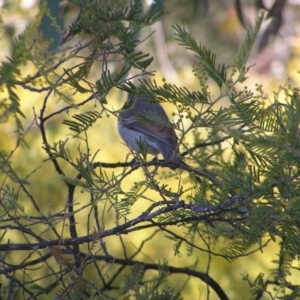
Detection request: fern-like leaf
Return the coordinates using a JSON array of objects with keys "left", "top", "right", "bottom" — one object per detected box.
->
[
  {"left": 233, "top": 13, "right": 264, "bottom": 81},
  {"left": 62, "top": 111, "right": 101, "bottom": 134},
  {"left": 173, "top": 24, "right": 228, "bottom": 88},
  {"left": 139, "top": 79, "right": 208, "bottom": 104},
  {"left": 122, "top": 264, "right": 144, "bottom": 295}
]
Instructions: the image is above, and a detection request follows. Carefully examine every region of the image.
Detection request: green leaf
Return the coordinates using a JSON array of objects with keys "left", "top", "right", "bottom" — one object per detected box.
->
[
  {"left": 233, "top": 13, "right": 264, "bottom": 81},
  {"left": 62, "top": 111, "right": 101, "bottom": 134},
  {"left": 122, "top": 264, "right": 144, "bottom": 294},
  {"left": 173, "top": 24, "right": 228, "bottom": 88}
]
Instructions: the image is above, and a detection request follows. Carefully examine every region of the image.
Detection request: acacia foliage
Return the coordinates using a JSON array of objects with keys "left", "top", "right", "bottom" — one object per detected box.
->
[{"left": 0, "top": 1, "right": 299, "bottom": 299}]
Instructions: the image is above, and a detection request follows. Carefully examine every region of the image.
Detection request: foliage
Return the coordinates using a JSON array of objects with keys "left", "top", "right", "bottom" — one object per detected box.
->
[{"left": 0, "top": 1, "right": 300, "bottom": 300}]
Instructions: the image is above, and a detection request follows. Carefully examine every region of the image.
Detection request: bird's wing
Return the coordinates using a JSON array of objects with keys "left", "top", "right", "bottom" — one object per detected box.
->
[{"left": 122, "top": 119, "right": 178, "bottom": 147}]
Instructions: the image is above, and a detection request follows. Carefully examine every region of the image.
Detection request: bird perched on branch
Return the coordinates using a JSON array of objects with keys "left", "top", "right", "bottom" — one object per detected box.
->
[{"left": 118, "top": 94, "right": 187, "bottom": 169}]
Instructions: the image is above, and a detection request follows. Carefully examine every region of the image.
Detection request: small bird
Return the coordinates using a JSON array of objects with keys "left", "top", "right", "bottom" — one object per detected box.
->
[{"left": 118, "top": 94, "right": 186, "bottom": 168}]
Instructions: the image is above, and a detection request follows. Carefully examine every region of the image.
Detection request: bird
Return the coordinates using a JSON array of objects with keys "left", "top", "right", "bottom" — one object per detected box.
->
[{"left": 118, "top": 94, "right": 186, "bottom": 168}]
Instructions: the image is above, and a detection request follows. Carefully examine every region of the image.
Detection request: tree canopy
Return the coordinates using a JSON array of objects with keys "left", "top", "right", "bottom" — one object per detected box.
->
[{"left": 0, "top": 1, "right": 300, "bottom": 299}]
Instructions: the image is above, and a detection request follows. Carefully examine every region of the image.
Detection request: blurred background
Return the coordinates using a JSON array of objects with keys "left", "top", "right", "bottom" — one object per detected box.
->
[{"left": 0, "top": 0, "right": 300, "bottom": 298}]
